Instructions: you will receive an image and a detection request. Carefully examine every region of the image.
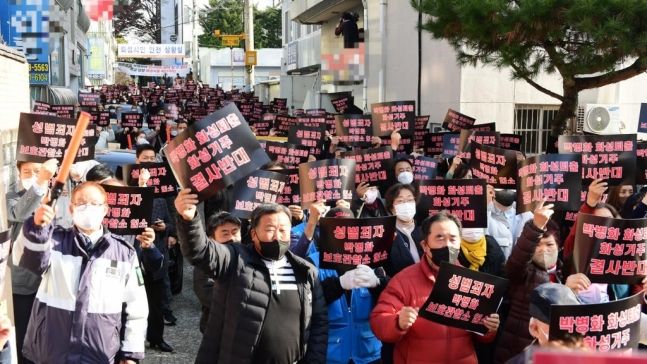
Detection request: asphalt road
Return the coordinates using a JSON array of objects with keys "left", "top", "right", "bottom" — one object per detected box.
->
[{"left": 142, "top": 261, "right": 203, "bottom": 363}]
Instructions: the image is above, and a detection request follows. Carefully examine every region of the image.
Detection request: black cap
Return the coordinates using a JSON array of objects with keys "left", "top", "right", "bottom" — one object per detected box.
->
[
  {"left": 529, "top": 283, "right": 581, "bottom": 324},
  {"left": 325, "top": 207, "right": 354, "bottom": 218}
]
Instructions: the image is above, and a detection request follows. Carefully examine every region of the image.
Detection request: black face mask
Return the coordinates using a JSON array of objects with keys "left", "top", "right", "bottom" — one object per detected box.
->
[
  {"left": 495, "top": 190, "right": 517, "bottom": 207},
  {"left": 428, "top": 246, "right": 460, "bottom": 267},
  {"left": 257, "top": 239, "right": 290, "bottom": 261}
]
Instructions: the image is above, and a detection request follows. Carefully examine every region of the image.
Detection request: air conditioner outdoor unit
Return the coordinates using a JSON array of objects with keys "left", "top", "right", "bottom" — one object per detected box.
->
[{"left": 583, "top": 104, "right": 625, "bottom": 135}]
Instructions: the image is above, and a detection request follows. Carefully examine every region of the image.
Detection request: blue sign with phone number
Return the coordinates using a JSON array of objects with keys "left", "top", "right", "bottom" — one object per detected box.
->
[{"left": 0, "top": 0, "right": 52, "bottom": 85}]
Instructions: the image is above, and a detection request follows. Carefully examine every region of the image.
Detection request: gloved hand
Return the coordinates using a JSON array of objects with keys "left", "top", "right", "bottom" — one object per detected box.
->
[
  {"left": 354, "top": 265, "right": 379, "bottom": 288},
  {"left": 339, "top": 269, "right": 360, "bottom": 290}
]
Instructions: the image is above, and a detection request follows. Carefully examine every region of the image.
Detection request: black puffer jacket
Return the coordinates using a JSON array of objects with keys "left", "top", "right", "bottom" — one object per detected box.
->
[{"left": 177, "top": 213, "right": 329, "bottom": 364}]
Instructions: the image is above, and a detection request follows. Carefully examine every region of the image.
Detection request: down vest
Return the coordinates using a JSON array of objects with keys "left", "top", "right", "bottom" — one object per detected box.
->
[
  {"left": 494, "top": 221, "right": 561, "bottom": 364},
  {"left": 370, "top": 258, "right": 496, "bottom": 364},
  {"left": 177, "top": 213, "right": 329, "bottom": 364}
]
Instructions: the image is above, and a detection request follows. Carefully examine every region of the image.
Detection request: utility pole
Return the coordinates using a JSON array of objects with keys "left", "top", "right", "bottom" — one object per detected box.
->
[
  {"left": 243, "top": 0, "right": 254, "bottom": 91},
  {"left": 192, "top": 0, "right": 198, "bottom": 81}
]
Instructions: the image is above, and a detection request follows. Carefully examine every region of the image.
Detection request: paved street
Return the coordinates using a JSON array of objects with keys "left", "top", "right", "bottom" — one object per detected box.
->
[{"left": 142, "top": 261, "right": 202, "bottom": 364}]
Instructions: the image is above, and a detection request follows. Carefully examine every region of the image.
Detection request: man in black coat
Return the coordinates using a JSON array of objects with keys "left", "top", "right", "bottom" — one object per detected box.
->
[{"left": 175, "top": 189, "right": 328, "bottom": 364}]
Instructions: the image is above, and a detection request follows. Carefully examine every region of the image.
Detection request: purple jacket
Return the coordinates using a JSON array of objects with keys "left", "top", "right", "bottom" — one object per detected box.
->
[{"left": 13, "top": 217, "right": 148, "bottom": 364}]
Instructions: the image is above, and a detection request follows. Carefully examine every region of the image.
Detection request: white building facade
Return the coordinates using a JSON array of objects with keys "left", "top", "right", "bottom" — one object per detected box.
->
[
  {"left": 285, "top": 0, "right": 647, "bottom": 155},
  {"left": 200, "top": 47, "right": 282, "bottom": 90}
]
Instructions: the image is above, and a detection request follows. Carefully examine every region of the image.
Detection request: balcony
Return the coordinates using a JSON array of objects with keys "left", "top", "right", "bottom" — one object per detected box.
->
[{"left": 290, "top": 0, "right": 362, "bottom": 24}]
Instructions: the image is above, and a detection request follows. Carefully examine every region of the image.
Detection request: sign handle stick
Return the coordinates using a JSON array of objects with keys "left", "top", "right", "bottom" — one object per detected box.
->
[
  {"left": 127, "top": 134, "right": 133, "bottom": 150},
  {"left": 48, "top": 112, "right": 91, "bottom": 207}
]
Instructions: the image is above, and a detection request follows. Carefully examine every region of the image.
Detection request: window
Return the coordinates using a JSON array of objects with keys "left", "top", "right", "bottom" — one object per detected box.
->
[
  {"left": 293, "top": 22, "right": 301, "bottom": 40},
  {"left": 283, "top": 11, "right": 290, "bottom": 44},
  {"left": 77, "top": 48, "right": 84, "bottom": 88},
  {"left": 513, "top": 105, "right": 559, "bottom": 156}
]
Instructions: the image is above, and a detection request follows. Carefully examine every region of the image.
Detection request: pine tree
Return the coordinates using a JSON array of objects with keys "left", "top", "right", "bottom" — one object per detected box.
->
[{"left": 413, "top": 0, "right": 647, "bottom": 134}]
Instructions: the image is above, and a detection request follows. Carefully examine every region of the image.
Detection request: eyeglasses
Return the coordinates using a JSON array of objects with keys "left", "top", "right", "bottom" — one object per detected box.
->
[
  {"left": 72, "top": 203, "right": 105, "bottom": 211},
  {"left": 20, "top": 170, "right": 39, "bottom": 178}
]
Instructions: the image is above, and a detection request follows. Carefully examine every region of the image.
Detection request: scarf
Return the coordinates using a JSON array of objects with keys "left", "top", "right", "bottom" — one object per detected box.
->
[
  {"left": 460, "top": 236, "right": 487, "bottom": 271},
  {"left": 396, "top": 220, "right": 420, "bottom": 263}
]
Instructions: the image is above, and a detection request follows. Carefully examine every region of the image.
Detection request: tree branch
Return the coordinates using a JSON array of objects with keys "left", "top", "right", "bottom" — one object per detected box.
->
[
  {"left": 575, "top": 57, "right": 647, "bottom": 90},
  {"left": 509, "top": 63, "right": 567, "bottom": 101}
]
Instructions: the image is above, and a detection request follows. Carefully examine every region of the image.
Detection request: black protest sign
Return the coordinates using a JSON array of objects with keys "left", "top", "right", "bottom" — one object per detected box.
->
[
  {"left": 573, "top": 214, "right": 647, "bottom": 284},
  {"left": 442, "top": 133, "right": 461, "bottom": 159},
  {"left": 458, "top": 130, "right": 500, "bottom": 159},
  {"left": 120, "top": 162, "right": 179, "bottom": 197},
  {"left": 470, "top": 143, "right": 517, "bottom": 189},
  {"left": 419, "top": 262, "right": 508, "bottom": 335},
  {"left": 102, "top": 185, "right": 154, "bottom": 235},
  {"left": 17, "top": 113, "right": 95, "bottom": 163},
  {"left": 274, "top": 115, "right": 297, "bottom": 136},
  {"left": 545, "top": 135, "right": 559, "bottom": 154},
  {"left": 471, "top": 123, "right": 496, "bottom": 132},
  {"left": 319, "top": 216, "right": 397, "bottom": 272},
  {"left": 121, "top": 113, "right": 144, "bottom": 128},
  {"left": 288, "top": 125, "right": 326, "bottom": 159},
  {"left": 51, "top": 105, "right": 75, "bottom": 119},
  {"left": 264, "top": 141, "right": 310, "bottom": 168},
  {"left": 371, "top": 101, "right": 416, "bottom": 137},
  {"left": 33, "top": 101, "right": 53, "bottom": 115},
  {"left": 254, "top": 113, "right": 275, "bottom": 136},
  {"left": 558, "top": 134, "right": 637, "bottom": 186},
  {"left": 148, "top": 115, "right": 165, "bottom": 128},
  {"left": 414, "top": 116, "right": 430, "bottom": 148},
  {"left": 418, "top": 179, "right": 487, "bottom": 228},
  {"left": 331, "top": 96, "right": 351, "bottom": 113},
  {"left": 78, "top": 93, "right": 100, "bottom": 107},
  {"left": 166, "top": 103, "right": 271, "bottom": 201},
  {"left": 306, "top": 109, "right": 326, "bottom": 116},
  {"left": 230, "top": 170, "right": 288, "bottom": 219},
  {"left": 424, "top": 133, "right": 445, "bottom": 156},
  {"left": 273, "top": 98, "right": 287, "bottom": 110},
  {"left": 88, "top": 112, "right": 99, "bottom": 126},
  {"left": 98, "top": 112, "right": 111, "bottom": 127},
  {"left": 335, "top": 115, "right": 373, "bottom": 147},
  {"left": 340, "top": 147, "right": 393, "bottom": 185},
  {"left": 638, "top": 103, "right": 647, "bottom": 133},
  {"left": 298, "top": 159, "right": 356, "bottom": 208},
  {"left": 293, "top": 109, "right": 305, "bottom": 117},
  {"left": 637, "top": 142, "right": 647, "bottom": 185},
  {"left": 499, "top": 134, "right": 523, "bottom": 151},
  {"left": 516, "top": 154, "right": 582, "bottom": 214},
  {"left": 442, "top": 109, "right": 476, "bottom": 132},
  {"left": 276, "top": 169, "right": 301, "bottom": 206},
  {"left": 326, "top": 113, "right": 338, "bottom": 135},
  {"left": 297, "top": 116, "right": 328, "bottom": 130},
  {"left": 164, "top": 104, "right": 180, "bottom": 119},
  {"left": 549, "top": 292, "right": 643, "bottom": 352}
]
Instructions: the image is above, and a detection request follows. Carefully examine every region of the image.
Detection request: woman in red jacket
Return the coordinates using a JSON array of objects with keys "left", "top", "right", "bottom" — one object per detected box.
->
[{"left": 370, "top": 211, "right": 500, "bottom": 364}]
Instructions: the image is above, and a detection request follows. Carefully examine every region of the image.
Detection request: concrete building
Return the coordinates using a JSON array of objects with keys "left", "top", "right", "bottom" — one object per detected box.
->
[
  {"left": 285, "top": 1, "right": 647, "bottom": 155},
  {"left": 0, "top": 0, "right": 91, "bottom": 105},
  {"left": 200, "top": 47, "right": 281, "bottom": 90},
  {"left": 161, "top": 0, "right": 185, "bottom": 67},
  {"left": 87, "top": 20, "right": 118, "bottom": 86}
]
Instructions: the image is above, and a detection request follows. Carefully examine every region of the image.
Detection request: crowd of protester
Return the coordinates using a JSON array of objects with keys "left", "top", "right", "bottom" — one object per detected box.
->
[{"left": 5, "top": 81, "right": 647, "bottom": 364}]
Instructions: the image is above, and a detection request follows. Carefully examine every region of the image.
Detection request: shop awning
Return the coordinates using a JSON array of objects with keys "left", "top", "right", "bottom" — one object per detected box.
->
[{"left": 46, "top": 86, "right": 78, "bottom": 105}]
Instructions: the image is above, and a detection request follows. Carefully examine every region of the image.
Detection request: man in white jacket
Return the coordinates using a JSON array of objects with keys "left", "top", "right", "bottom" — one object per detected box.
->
[
  {"left": 96, "top": 125, "right": 115, "bottom": 149},
  {"left": 486, "top": 186, "right": 533, "bottom": 260}
]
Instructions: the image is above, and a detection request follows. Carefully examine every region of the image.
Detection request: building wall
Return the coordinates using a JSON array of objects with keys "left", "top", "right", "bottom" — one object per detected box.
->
[{"left": 0, "top": 45, "right": 30, "bottom": 192}]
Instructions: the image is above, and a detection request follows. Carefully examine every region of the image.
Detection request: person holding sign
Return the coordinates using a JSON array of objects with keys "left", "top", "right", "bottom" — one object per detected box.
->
[
  {"left": 193, "top": 212, "right": 242, "bottom": 334},
  {"left": 486, "top": 185, "right": 533, "bottom": 260},
  {"left": 370, "top": 211, "right": 500, "bottom": 364},
  {"left": 505, "top": 283, "right": 584, "bottom": 364},
  {"left": 12, "top": 182, "right": 148, "bottom": 364},
  {"left": 352, "top": 182, "right": 389, "bottom": 219},
  {"left": 383, "top": 184, "right": 424, "bottom": 278},
  {"left": 174, "top": 191, "right": 329, "bottom": 363},
  {"left": 494, "top": 200, "right": 561, "bottom": 364},
  {"left": 300, "top": 207, "right": 386, "bottom": 364}
]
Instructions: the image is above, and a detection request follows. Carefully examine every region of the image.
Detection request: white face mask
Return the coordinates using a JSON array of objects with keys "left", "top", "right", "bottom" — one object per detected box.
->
[
  {"left": 365, "top": 189, "right": 379, "bottom": 204},
  {"left": 137, "top": 138, "right": 148, "bottom": 145},
  {"left": 462, "top": 228, "right": 484, "bottom": 243},
  {"left": 394, "top": 202, "right": 416, "bottom": 222},
  {"left": 21, "top": 177, "right": 38, "bottom": 191},
  {"left": 397, "top": 171, "right": 414, "bottom": 184},
  {"left": 73, "top": 205, "right": 106, "bottom": 231},
  {"left": 530, "top": 318, "right": 549, "bottom": 343},
  {"left": 170, "top": 130, "right": 179, "bottom": 136}
]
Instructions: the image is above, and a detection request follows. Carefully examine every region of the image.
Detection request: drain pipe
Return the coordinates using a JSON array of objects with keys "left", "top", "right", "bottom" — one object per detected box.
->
[
  {"left": 379, "top": 0, "right": 387, "bottom": 103},
  {"left": 362, "top": 0, "right": 368, "bottom": 112},
  {"left": 417, "top": 7, "right": 422, "bottom": 116}
]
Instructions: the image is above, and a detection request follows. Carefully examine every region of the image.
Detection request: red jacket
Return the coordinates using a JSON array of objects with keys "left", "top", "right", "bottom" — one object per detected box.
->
[
  {"left": 370, "top": 259, "right": 496, "bottom": 364},
  {"left": 563, "top": 202, "right": 596, "bottom": 259}
]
